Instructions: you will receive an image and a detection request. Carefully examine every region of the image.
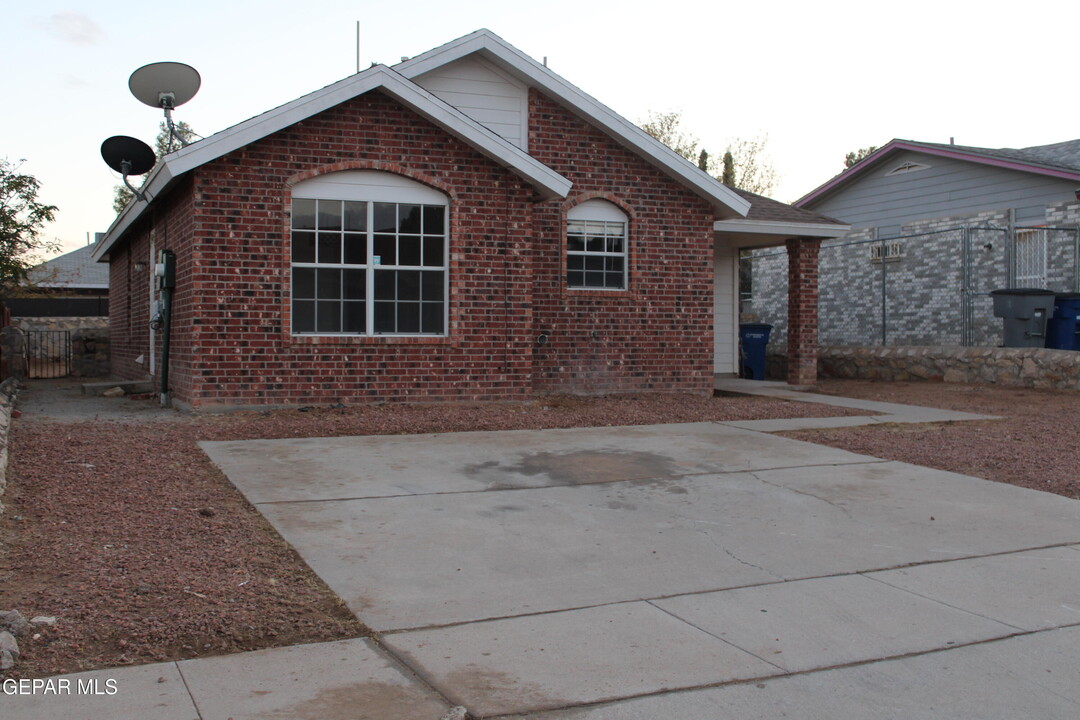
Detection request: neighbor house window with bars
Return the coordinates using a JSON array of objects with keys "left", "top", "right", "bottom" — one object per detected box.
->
[
  {"left": 566, "top": 199, "right": 628, "bottom": 290},
  {"left": 869, "top": 241, "right": 904, "bottom": 263},
  {"left": 290, "top": 172, "right": 448, "bottom": 336}
]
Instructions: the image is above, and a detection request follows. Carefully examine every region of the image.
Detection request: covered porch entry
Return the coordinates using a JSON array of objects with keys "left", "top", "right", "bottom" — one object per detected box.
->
[{"left": 712, "top": 191, "right": 849, "bottom": 385}]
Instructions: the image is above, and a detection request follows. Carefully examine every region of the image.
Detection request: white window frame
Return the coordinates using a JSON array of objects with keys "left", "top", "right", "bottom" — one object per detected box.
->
[
  {"left": 1014, "top": 228, "right": 1048, "bottom": 287},
  {"left": 567, "top": 199, "right": 628, "bottom": 291},
  {"left": 291, "top": 172, "right": 449, "bottom": 337}
]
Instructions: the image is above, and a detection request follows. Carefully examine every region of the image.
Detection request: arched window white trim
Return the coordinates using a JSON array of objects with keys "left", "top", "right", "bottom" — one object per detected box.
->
[
  {"left": 567, "top": 199, "right": 628, "bottom": 290},
  {"left": 291, "top": 171, "right": 449, "bottom": 336}
]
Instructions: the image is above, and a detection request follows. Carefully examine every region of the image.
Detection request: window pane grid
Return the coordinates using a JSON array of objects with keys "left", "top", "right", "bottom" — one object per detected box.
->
[
  {"left": 567, "top": 218, "right": 626, "bottom": 290},
  {"left": 292, "top": 197, "right": 447, "bottom": 335}
]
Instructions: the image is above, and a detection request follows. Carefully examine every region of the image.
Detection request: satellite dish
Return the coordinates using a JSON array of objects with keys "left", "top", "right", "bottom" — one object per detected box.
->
[
  {"left": 129, "top": 61, "right": 201, "bottom": 151},
  {"left": 101, "top": 136, "right": 156, "bottom": 175},
  {"left": 129, "top": 62, "right": 201, "bottom": 109},
  {"left": 101, "top": 135, "right": 156, "bottom": 203}
]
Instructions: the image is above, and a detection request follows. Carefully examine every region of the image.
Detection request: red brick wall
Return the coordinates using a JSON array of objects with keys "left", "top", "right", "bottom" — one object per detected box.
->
[
  {"left": 527, "top": 90, "right": 716, "bottom": 395},
  {"left": 184, "top": 90, "right": 537, "bottom": 407},
  {"left": 785, "top": 236, "right": 821, "bottom": 385},
  {"left": 108, "top": 179, "right": 195, "bottom": 387},
  {"left": 108, "top": 88, "right": 717, "bottom": 407}
]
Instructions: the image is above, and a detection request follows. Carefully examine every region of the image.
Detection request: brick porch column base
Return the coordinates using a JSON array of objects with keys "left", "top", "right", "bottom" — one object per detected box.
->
[{"left": 786, "top": 236, "right": 821, "bottom": 385}]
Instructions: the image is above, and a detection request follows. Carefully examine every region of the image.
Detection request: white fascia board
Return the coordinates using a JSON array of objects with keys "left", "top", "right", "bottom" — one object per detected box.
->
[
  {"left": 165, "top": 66, "right": 568, "bottom": 197},
  {"left": 713, "top": 219, "right": 852, "bottom": 238},
  {"left": 93, "top": 64, "right": 570, "bottom": 261},
  {"left": 396, "top": 30, "right": 751, "bottom": 219}
]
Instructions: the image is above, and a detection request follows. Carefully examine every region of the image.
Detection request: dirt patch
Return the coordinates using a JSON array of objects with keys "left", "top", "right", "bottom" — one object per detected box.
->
[
  {"left": 1, "top": 388, "right": 860, "bottom": 679},
  {"left": 783, "top": 380, "right": 1080, "bottom": 500}
]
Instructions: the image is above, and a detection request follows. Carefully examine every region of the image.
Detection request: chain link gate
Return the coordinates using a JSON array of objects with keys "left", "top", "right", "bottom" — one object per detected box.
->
[{"left": 25, "top": 330, "right": 72, "bottom": 379}]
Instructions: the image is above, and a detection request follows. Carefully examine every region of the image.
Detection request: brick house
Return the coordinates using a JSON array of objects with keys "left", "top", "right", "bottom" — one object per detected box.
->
[{"left": 93, "top": 29, "right": 846, "bottom": 409}]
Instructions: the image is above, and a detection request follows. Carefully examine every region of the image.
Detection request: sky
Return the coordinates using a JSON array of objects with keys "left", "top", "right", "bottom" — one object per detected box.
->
[{"left": 4, "top": 0, "right": 1078, "bottom": 258}]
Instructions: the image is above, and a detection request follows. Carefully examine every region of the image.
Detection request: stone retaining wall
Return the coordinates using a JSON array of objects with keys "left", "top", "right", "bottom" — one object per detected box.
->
[
  {"left": 12, "top": 316, "right": 110, "bottom": 333},
  {"left": 71, "top": 328, "right": 110, "bottom": 378},
  {"left": 0, "top": 324, "right": 111, "bottom": 379},
  {"left": 809, "top": 346, "right": 1080, "bottom": 390}
]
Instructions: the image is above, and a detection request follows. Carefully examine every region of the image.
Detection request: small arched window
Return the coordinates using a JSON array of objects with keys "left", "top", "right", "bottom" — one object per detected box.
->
[
  {"left": 566, "top": 199, "right": 628, "bottom": 290},
  {"left": 290, "top": 171, "right": 448, "bottom": 335}
]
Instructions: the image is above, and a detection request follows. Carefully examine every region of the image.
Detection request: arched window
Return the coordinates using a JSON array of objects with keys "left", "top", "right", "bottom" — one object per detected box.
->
[
  {"left": 290, "top": 171, "right": 448, "bottom": 335},
  {"left": 567, "top": 199, "right": 628, "bottom": 290}
]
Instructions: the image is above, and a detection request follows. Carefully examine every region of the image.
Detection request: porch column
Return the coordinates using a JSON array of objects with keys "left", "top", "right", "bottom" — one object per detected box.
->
[{"left": 785, "top": 236, "right": 821, "bottom": 385}]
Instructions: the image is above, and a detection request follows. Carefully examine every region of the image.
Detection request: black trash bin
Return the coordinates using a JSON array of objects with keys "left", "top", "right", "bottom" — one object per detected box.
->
[
  {"left": 1046, "top": 293, "right": 1080, "bottom": 351},
  {"left": 990, "top": 289, "right": 1056, "bottom": 348},
  {"left": 739, "top": 323, "right": 773, "bottom": 380}
]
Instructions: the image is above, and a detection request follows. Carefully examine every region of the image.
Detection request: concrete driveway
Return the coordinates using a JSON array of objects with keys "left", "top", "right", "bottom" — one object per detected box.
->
[{"left": 199, "top": 420, "right": 1080, "bottom": 718}]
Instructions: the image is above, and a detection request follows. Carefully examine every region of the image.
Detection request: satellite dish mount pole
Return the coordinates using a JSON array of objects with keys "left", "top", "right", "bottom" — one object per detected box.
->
[{"left": 120, "top": 159, "right": 148, "bottom": 201}]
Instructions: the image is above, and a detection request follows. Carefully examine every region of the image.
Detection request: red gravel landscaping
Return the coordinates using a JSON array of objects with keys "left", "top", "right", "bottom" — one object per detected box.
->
[
  {"left": 1, "top": 390, "right": 861, "bottom": 679},
  {"left": 784, "top": 380, "right": 1080, "bottom": 500}
]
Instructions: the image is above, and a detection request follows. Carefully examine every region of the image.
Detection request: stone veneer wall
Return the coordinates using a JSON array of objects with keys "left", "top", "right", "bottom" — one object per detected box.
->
[{"left": 815, "top": 346, "right": 1080, "bottom": 390}]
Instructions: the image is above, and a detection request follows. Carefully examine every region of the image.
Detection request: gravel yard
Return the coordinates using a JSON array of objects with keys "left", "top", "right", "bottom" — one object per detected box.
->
[
  {"left": 785, "top": 380, "right": 1080, "bottom": 500},
  {"left": 1, "top": 388, "right": 861, "bottom": 679}
]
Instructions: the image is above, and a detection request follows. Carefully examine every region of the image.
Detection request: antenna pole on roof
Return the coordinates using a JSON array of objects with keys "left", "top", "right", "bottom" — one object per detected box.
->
[{"left": 356, "top": 22, "right": 361, "bottom": 73}]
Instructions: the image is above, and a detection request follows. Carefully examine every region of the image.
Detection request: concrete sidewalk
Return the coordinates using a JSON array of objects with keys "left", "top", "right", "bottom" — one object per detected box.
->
[
  {"left": 8, "top": 393, "right": 1079, "bottom": 719},
  {"left": 713, "top": 377, "right": 1000, "bottom": 431}
]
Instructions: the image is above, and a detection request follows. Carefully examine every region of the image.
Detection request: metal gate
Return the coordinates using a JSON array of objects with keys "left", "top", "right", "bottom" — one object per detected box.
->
[{"left": 25, "top": 330, "right": 72, "bottom": 379}]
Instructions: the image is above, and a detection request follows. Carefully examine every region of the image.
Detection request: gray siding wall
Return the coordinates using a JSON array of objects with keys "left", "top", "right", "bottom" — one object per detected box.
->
[{"left": 810, "top": 151, "right": 1080, "bottom": 234}]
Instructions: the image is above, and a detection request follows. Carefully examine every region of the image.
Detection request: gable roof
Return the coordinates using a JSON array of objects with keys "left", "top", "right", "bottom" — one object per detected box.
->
[
  {"left": 395, "top": 29, "right": 751, "bottom": 219},
  {"left": 797, "top": 138, "right": 1080, "bottom": 208},
  {"left": 714, "top": 189, "right": 849, "bottom": 239},
  {"left": 94, "top": 63, "right": 573, "bottom": 261},
  {"left": 28, "top": 244, "right": 109, "bottom": 289}
]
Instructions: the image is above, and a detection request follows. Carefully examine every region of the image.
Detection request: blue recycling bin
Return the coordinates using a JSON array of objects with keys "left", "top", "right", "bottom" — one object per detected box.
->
[
  {"left": 1046, "top": 293, "right": 1080, "bottom": 351},
  {"left": 739, "top": 323, "right": 773, "bottom": 380}
]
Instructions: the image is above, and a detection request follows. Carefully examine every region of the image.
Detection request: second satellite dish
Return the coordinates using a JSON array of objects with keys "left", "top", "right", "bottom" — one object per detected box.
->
[
  {"left": 129, "top": 62, "right": 201, "bottom": 109},
  {"left": 102, "top": 136, "right": 156, "bottom": 202},
  {"left": 101, "top": 136, "right": 156, "bottom": 175}
]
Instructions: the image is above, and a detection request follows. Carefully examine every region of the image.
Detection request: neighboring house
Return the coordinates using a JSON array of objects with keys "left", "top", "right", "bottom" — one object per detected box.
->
[
  {"left": 93, "top": 29, "right": 846, "bottom": 408},
  {"left": 12, "top": 242, "right": 110, "bottom": 318},
  {"left": 750, "top": 139, "right": 1080, "bottom": 349}
]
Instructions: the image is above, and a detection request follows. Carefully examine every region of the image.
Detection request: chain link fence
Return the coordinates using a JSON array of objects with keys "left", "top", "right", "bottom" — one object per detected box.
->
[{"left": 745, "top": 224, "right": 1080, "bottom": 349}]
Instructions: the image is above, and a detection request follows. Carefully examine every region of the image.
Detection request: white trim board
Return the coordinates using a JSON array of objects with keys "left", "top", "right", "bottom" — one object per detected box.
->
[{"left": 713, "top": 219, "right": 851, "bottom": 238}]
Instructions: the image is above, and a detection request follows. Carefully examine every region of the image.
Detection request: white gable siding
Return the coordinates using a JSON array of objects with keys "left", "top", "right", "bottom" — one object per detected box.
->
[{"left": 413, "top": 56, "right": 528, "bottom": 150}]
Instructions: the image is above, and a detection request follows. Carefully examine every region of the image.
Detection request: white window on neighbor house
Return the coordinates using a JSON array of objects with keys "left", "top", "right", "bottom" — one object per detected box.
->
[
  {"left": 869, "top": 241, "right": 904, "bottom": 263},
  {"left": 566, "top": 199, "right": 628, "bottom": 290},
  {"left": 291, "top": 171, "right": 448, "bottom": 336},
  {"left": 1014, "top": 229, "right": 1048, "bottom": 287}
]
